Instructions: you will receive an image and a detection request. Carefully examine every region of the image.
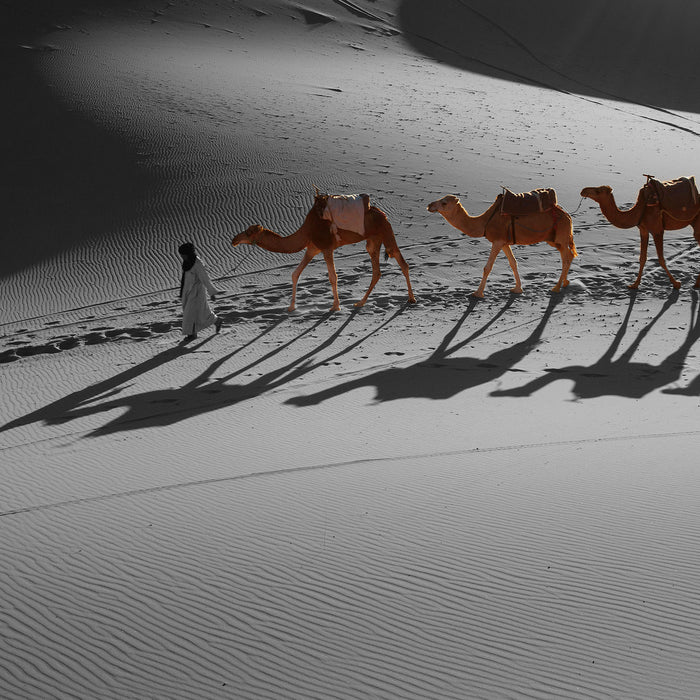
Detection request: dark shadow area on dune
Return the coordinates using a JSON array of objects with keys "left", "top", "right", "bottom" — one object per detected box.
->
[
  {"left": 0, "top": 1, "right": 154, "bottom": 279},
  {"left": 0, "top": 305, "right": 410, "bottom": 437},
  {"left": 286, "top": 290, "right": 700, "bottom": 406},
  {"left": 491, "top": 289, "right": 700, "bottom": 400},
  {"left": 0, "top": 338, "right": 206, "bottom": 434},
  {"left": 286, "top": 293, "right": 558, "bottom": 406},
  {"left": 399, "top": 0, "right": 700, "bottom": 116},
  {"left": 0, "top": 312, "right": 290, "bottom": 435}
]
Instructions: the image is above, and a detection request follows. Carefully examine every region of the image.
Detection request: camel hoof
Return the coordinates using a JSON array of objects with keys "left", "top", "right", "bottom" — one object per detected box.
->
[
  {"left": 550, "top": 286, "right": 562, "bottom": 294},
  {"left": 627, "top": 283, "right": 640, "bottom": 290},
  {"left": 510, "top": 287, "right": 523, "bottom": 295},
  {"left": 672, "top": 281, "right": 682, "bottom": 290},
  {"left": 287, "top": 305, "right": 296, "bottom": 312},
  {"left": 354, "top": 300, "right": 366, "bottom": 308},
  {"left": 471, "top": 291, "right": 485, "bottom": 299},
  {"left": 408, "top": 295, "right": 417, "bottom": 304}
]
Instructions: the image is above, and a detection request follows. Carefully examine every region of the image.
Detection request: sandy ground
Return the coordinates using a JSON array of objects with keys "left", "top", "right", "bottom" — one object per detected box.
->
[{"left": 2, "top": 1, "right": 700, "bottom": 698}]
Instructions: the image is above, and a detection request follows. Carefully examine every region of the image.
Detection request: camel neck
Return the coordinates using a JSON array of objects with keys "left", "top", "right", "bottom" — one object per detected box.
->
[
  {"left": 253, "top": 226, "right": 308, "bottom": 254},
  {"left": 446, "top": 201, "right": 494, "bottom": 238},
  {"left": 596, "top": 190, "right": 646, "bottom": 229}
]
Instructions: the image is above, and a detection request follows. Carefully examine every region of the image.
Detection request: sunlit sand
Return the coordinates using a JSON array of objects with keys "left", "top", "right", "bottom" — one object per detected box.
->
[{"left": 2, "top": 1, "right": 700, "bottom": 697}]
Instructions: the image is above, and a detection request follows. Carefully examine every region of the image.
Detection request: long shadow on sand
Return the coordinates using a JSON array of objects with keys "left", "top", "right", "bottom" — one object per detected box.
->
[
  {"left": 286, "top": 294, "right": 559, "bottom": 407},
  {"left": 399, "top": 0, "right": 700, "bottom": 118},
  {"left": 0, "top": 314, "right": 286, "bottom": 435},
  {"left": 491, "top": 290, "right": 700, "bottom": 400},
  {"left": 1, "top": 306, "right": 411, "bottom": 437}
]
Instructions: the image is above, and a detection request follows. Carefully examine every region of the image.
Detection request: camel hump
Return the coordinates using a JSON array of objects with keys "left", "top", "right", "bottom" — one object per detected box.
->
[
  {"left": 644, "top": 176, "right": 699, "bottom": 211},
  {"left": 325, "top": 193, "right": 370, "bottom": 208},
  {"left": 322, "top": 193, "right": 370, "bottom": 237},
  {"left": 500, "top": 187, "right": 558, "bottom": 216}
]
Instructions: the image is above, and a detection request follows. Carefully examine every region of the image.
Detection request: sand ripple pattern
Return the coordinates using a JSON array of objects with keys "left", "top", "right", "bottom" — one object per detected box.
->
[{"left": 2, "top": 442, "right": 700, "bottom": 699}]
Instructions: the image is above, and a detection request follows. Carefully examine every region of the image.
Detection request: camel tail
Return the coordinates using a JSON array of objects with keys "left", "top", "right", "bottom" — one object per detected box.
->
[
  {"left": 567, "top": 216, "right": 579, "bottom": 258},
  {"left": 383, "top": 236, "right": 400, "bottom": 262},
  {"left": 557, "top": 206, "right": 578, "bottom": 258},
  {"left": 370, "top": 207, "right": 400, "bottom": 261}
]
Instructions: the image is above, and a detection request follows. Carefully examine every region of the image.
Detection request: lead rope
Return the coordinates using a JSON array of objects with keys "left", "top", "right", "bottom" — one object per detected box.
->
[
  {"left": 568, "top": 196, "right": 585, "bottom": 216},
  {"left": 214, "top": 244, "right": 251, "bottom": 283}
]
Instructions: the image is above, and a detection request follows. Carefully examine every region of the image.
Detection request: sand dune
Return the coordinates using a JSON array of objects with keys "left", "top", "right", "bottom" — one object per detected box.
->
[
  {"left": 400, "top": 0, "right": 700, "bottom": 114},
  {"left": 2, "top": 0, "right": 700, "bottom": 698},
  {"left": 4, "top": 0, "right": 699, "bottom": 323},
  {"left": 3, "top": 439, "right": 700, "bottom": 698}
]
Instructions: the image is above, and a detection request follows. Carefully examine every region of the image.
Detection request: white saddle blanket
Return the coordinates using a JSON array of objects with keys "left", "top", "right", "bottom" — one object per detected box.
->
[{"left": 322, "top": 194, "right": 368, "bottom": 237}]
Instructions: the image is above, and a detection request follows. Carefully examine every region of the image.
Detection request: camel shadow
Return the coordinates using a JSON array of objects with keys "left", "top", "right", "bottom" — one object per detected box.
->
[
  {"left": 0, "top": 340, "right": 205, "bottom": 434},
  {"left": 286, "top": 294, "right": 562, "bottom": 407},
  {"left": 2, "top": 305, "right": 411, "bottom": 437},
  {"left": 491, "top": 290, "right": 700, "bottom": 400},
  {"left": 398, "top": 1, "right": 700, "bottom": 117},
  {"left": 81, "top": 304, "right": 412, "bottom": 435},
  {"left": 0, "top": 315, "right": 288, "bottom": 435}
]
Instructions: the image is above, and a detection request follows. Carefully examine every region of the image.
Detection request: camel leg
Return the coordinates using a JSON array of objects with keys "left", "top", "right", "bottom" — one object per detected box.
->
[
  {"left": 552, "top": 249, "right": 573, "bottom": 293},
  {"left": 501, "top": 245, "right": 522, "bottom": 294},
  {"left": 322, "top": 248, "right": 341, "bottom": 311},
  {"left": 390, "top": 248, "right": 417, "bottom": 303},
  {"left": 651, "top": 232, "right": 681, "bottom": 289},
  {"left": 473, "top": 242, "right": 502, "bottom": 298},
  {"left": 289, "top": 248, "right": 317, "bottom": 311},
  {"left": 355, "top": 240, "right": 382, "bottom": 307},
  {"left": 629, "top": 228, "right": 649, "bottom": 289}
]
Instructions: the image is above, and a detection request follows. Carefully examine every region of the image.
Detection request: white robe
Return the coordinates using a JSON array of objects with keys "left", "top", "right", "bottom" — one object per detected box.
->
[{"left": 181, "top": 258, "right": 217, "bottom": 336}]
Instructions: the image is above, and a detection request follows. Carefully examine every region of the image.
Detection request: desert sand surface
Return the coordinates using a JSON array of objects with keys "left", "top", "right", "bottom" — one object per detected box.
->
[{"left": 2, "top": 1, "right": 700, "bottom": 698}]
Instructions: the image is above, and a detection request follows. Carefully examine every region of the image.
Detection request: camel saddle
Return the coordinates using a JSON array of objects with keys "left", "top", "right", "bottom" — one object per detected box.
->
[
  {"left": 643, "top": 175, "right": 699, "bottom": 212},
  {"left": 499, "top": 187, "right": 558, "bottom": 216},
  {"left": 322, "top": 193, "right": 370, "bottom": 239}
]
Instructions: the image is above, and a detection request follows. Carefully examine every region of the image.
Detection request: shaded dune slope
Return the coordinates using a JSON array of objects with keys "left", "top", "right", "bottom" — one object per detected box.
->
[
  {"left": 399, "top": 0, "right": 700, "bottom": 114},
  {"left": 0, "top": 1, "right": 153, "bottom": 279}
]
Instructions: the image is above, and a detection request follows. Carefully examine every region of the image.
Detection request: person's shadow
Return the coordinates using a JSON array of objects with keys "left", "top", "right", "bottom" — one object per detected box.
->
[
  {"left": 286, "top": 294, "right": 562, "bottom": 407},
  {"left": 491, "top": 289, "right": 700, "bottom": 400},
  {"left": 0, "top": 315, "right": 285, "bottom": 436},
  {"left": 1, "top": 305, "right": 411, "bottom": 438},
  {"left": 663, "top": 371, "right": 700, "bottom": 397}
]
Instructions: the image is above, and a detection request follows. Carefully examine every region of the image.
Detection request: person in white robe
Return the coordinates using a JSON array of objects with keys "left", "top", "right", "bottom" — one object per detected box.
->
[{"left": 178, "top": 242, "right": 222, "bottom": 339}]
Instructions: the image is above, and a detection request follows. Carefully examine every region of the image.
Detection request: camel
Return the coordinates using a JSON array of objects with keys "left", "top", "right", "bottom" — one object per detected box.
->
[
  {"left": 426, "top": 194, "right": 577, "bottom": 297},
  {"left": 231, "top": 193, "right": 416, "bottom": 311},
  {"left": 580, "top": 183, "right": 700, "bottom": 289}
]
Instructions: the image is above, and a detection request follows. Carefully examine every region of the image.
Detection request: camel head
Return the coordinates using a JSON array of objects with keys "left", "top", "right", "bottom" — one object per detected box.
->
[
  {"left": 580, "top": 185, "right": 612, "bottom": 203},
  {"left": 232, "top": 224, "right": 264, "bottom": 247},
  {"left": 427, "top": 195, "right": 462, "bottom": 216}
]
